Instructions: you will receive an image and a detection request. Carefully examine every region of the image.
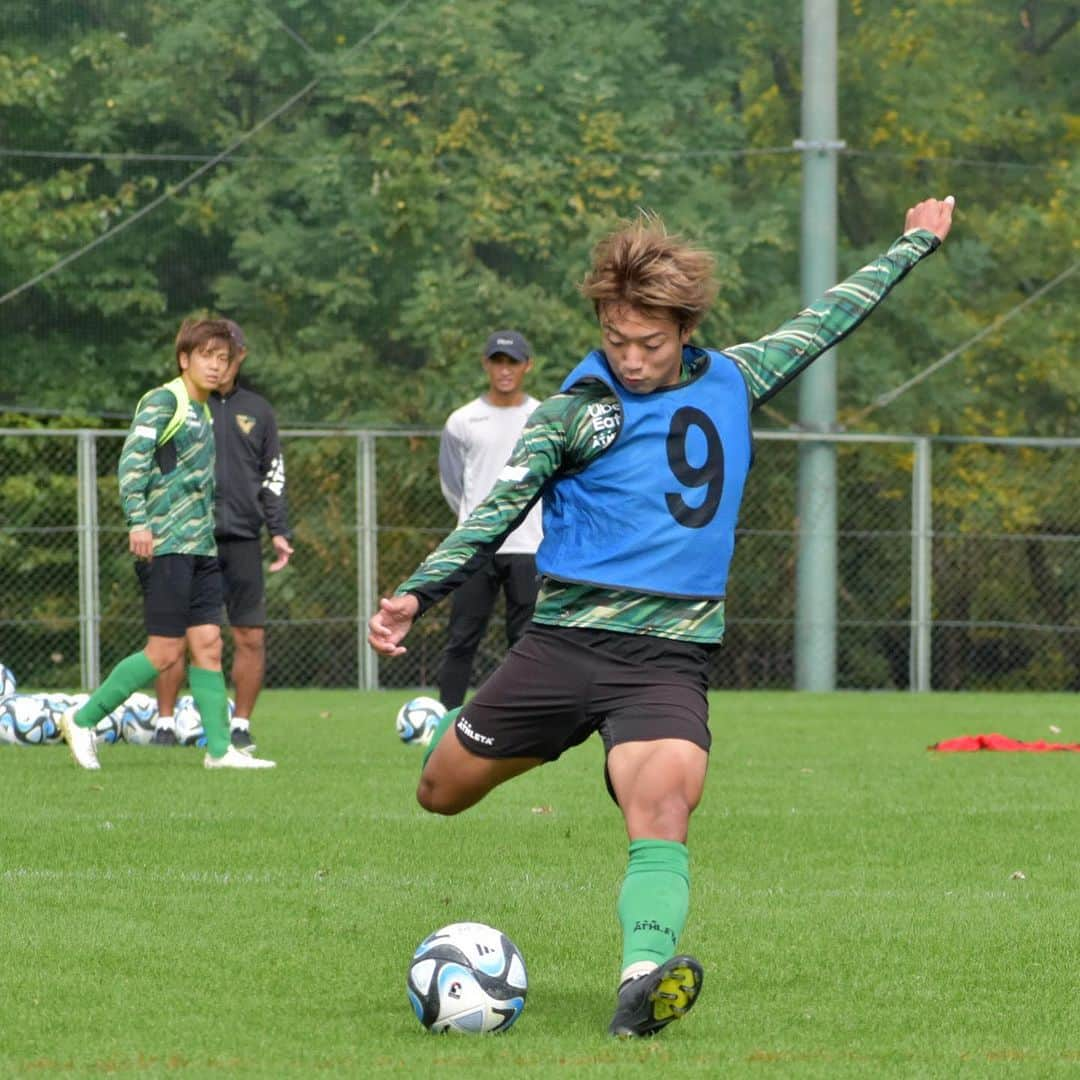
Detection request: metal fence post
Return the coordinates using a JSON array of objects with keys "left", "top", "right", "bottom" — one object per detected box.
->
[
  {"left": 77, "top": 431, "right": 100, "bottom": 688},
  {"left": 910, "top": 437, "right": 932, "bottom": 691},
  {"left": 356, "top": 431, "right": 378, "bottom": 690}
]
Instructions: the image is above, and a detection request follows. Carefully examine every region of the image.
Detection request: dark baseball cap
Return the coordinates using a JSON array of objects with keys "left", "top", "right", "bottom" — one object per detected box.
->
[
  {"left": 224, "top": 319, "right": 247, "bottom": 352},
  {"left": 483, "top": 329, "right": 531, "bottom": 363}
]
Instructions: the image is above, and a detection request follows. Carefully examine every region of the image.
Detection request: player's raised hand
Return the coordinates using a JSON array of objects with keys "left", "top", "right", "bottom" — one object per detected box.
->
[
  {"left": 368, "top": 594, "right": 420, "bottom": 656},
  {"left": 904, "top": 195, "right": 956, "bottom": 241}
]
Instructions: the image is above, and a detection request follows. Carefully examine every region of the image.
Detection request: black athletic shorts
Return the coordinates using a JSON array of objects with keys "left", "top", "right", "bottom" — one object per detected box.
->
[
  {"left": 215, "top": 537, "right": 266, "bottom": 626},
  {"left": 454, "top": 623, "right": 712, "bottom": 763},
  {"left": 134, "top": 554, "right": 223, "bottom": 638}
]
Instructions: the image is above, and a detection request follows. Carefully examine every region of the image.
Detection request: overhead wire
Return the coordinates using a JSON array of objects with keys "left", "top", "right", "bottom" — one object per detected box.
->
[
  {"left": 257, "top": 4, "right": 321, "bottom": 58},
  {"left": 0, "top": 0, "right": 417, "bottom": 308},
  {"left": 0, "top": 144, "right": 1063, "bottom": 170},
  {"left": 845, "top": 259, "right": 1080, "bottom": 425}
]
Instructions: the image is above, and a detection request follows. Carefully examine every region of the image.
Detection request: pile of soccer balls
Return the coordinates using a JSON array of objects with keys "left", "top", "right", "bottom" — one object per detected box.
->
[
  {"left": 0, "top": 676, "right": 160, "bottom": 749},
  {"left": 407, "top": 921, "right": 527, "bottom": 1034},
  {"left": 0, "top": 663, "right": 228, "bottom": 748}
]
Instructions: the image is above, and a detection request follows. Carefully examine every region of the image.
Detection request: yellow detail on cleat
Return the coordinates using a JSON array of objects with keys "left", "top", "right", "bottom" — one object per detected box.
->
[
  {"left": 651, "top": 965, "right": 699, "bottom": 1020},
  {"left": 609, "top": 954, "right": 703, "bottom": 1038}
]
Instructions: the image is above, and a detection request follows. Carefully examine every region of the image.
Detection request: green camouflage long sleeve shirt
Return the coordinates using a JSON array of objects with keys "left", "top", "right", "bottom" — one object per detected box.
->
[
  {"left": 118, "top": 384, "right": 217, "bottom": 556},
  {"left": 398, "top": 228, "right": 941, "bottom": 644}
]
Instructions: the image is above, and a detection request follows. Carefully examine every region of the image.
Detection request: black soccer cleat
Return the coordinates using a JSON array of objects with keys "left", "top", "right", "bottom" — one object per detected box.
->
[
  {"left": 230, "top": 727, "right": 254, "bottom": 751},
  {"left": 151, "top": 727, "right": 178, "bottom": 746},
  {"left": 608, "top": 955, "right": 704, "bottom": 1038}
]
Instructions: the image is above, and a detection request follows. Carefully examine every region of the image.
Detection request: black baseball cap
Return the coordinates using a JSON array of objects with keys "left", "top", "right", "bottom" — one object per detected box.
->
[{"left": 483, "top": 329, "right": 531, "bottom": 363}]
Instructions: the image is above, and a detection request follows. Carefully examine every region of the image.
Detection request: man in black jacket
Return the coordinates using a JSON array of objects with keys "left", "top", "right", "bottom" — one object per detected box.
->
[{"left": 152, "top": 320, "right": 294, "bottom": 750}]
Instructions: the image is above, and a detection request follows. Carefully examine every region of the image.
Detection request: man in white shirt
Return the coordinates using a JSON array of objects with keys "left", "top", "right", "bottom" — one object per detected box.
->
[{"left": 436, "top": 330, "right": 543, "bottom": 709}]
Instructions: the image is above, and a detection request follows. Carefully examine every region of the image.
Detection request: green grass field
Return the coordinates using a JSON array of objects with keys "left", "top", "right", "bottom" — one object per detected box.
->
[{"left": 3, "top": 690, "right": 1079, "bottom": 1077}]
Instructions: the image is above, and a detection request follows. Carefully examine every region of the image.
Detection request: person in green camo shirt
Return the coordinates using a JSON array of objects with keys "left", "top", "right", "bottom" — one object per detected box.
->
[
  {"left": 60, "top": 317, "right": 276, "bottom": 771},
  {"left": 369, "top": 196, "right": 956, "bottom": 1037}
]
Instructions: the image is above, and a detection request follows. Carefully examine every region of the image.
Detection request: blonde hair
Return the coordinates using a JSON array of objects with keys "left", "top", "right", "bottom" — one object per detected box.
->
[{"left": 579, "top": 211, "right": 717, "bottom": 332}]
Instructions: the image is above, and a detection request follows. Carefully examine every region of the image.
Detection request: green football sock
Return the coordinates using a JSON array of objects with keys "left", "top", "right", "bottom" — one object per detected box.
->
[
  {"left": 421, "top": 707, "right": 459, "bottom": 768},
  {"left": 617, "top": 838, "right": 690, "bottom": 970},
  {"left": 74, "top": 651, "right": 159, "bottom": 728},
  {"left": 189, "top": 666, "right": 231, "bottom": 758}
]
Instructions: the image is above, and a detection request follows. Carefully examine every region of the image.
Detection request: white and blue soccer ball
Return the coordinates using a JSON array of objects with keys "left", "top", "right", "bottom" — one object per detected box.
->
[
  {"left": 92, "top": 693, "right": 124, "bottom": 745},
  {"left": 407, "top": 921, "right": 528, "bottom": 1034},
  {"left": 54, "top": 693, "right": 89, "bottom": 732},
  {"left": 174, "top": 695, "right": 206, "bottom": 747},
  {"left": 395, "top": 696, "right": 445, "bottom": 746},
  {"left": 0, "top": 694, "right": 68, "bottom": 745},
  {"left": 174, "top": 694, "right": 234, "bottom": 747},
  {"left": 0, "top": 663, "right": 16, "bottom": 700},
  {"left": 117, "top": 692, "right": 159, "bottom": 745}
]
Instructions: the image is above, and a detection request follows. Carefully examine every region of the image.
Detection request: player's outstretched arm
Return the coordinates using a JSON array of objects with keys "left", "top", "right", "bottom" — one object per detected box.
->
[
  {"left": 367, "top": 594, "right": 421, "bottom": 656},
  {"left": 904, "top": 195, "right": 955, "bottom": 241},
  {"left": 727, "top": 194, "right": 958, "bottom": 407}
]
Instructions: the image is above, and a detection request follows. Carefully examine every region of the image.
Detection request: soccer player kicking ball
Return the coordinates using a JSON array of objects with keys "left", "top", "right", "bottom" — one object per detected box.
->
[
  {"left": 60, "top": 318, "right": 276, "bottom": 771},
  {"left": 369, "top": 196, "right": 955, "bottom": 1037}
]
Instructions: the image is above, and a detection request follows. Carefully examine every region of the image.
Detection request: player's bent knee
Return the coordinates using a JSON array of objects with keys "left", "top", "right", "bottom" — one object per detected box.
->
[
  {"left": 145, "top": 637, "right": 186, "bottom": 672},
  {"left": 415, "top": 775, "right": 470, "bottom": 816}
]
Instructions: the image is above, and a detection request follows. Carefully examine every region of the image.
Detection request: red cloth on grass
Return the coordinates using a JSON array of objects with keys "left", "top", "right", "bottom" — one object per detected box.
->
[{"left": 929, "top": 733, "right": 1080, "bottom": 752}]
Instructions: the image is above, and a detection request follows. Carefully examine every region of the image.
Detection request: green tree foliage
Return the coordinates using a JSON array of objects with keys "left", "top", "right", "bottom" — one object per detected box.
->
[
  {"left": 1, "top": 0, "right": 1075, "bottom": 431},
  {"left": 0, "top": 1, "right": 1076, "bottom": 692}
]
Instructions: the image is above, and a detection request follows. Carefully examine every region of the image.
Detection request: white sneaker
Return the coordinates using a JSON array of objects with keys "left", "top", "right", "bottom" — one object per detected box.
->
[
  {"left": 60, "top": 707, "right": 100, "bottom": 770},
  {"left": 204, "top": 745, "right": 276, "bottom": 770}
]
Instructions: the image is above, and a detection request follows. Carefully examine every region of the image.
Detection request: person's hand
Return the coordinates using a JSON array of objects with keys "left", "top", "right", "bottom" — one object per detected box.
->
[
  {"left": 129, "top": 528, "right": 154, "bottom": 560},
  {"left": 905, "top": 195, "right": 955, "bottom": 241},
  {"left": 368, "top": 594, "right": 420, "bottom": 657},
  {"left": 269, "top": 534, "right": 294, "bottom": 572}
]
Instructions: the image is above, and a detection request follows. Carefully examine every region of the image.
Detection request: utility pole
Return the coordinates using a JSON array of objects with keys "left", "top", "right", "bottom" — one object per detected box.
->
[{"left": 794, "top": 0, "right": 841, "bottom": 690}]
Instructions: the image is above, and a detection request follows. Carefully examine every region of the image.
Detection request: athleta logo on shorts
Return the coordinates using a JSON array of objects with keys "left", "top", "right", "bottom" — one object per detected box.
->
[{"left": 456, "top": 715, "right": 494, "bottom": 746}]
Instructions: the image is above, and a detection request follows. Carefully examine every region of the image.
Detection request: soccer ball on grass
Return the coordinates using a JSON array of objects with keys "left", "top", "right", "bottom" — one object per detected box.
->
[
  {"left": 0, "top": 694, "right": 72, "bottom": 745},
  {"left": 406, "top": 921, "right": 527, "bottom": 1034},
  {"left": 94, "top": 697, "right": 123, "bottom": 745},
  {"left": 395, "top": 696, "right": 445, "bottom": 746},
  {"left": 117, "top": 691, "right": 159, "bottom": 745},
  {"left": 174, "top": 694, "right": 235, "bottom": 747}
]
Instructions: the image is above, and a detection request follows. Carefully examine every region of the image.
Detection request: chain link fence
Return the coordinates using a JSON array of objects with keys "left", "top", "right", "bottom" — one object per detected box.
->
[{"left": 1, "top": 428, "right": 1077, "bottom": 695}]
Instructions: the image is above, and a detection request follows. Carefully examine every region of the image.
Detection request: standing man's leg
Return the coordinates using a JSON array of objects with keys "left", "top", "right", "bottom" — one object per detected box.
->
[
  {"left": 501, "top": 553, "right": 539, "bottom": 648},
  {"left": 229, "top": 625, "right": 265, "bottom": 745},
  {"left": 184, "top": 622, "right": 230, "bottom": 759},
  {"left": 153, "top": 661, "right": 185, "bottom": 744},
  {"left": 60, "top": 555, "right": 197, "bottom": 769},
  {"left": 185, "top": 623, "right": 272, "bottom": 769},
  {"left": 184, "top": 555, "right": 275, "bottom": 770},
  {"left": 437, "top": 563, "right": 499, "bottom": 710},
  {"left": 218, "top": 538, "right": 267, "bottom": 749},
  {"left": 61, "top": 639, "right": 185, "bottom": 769}
]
